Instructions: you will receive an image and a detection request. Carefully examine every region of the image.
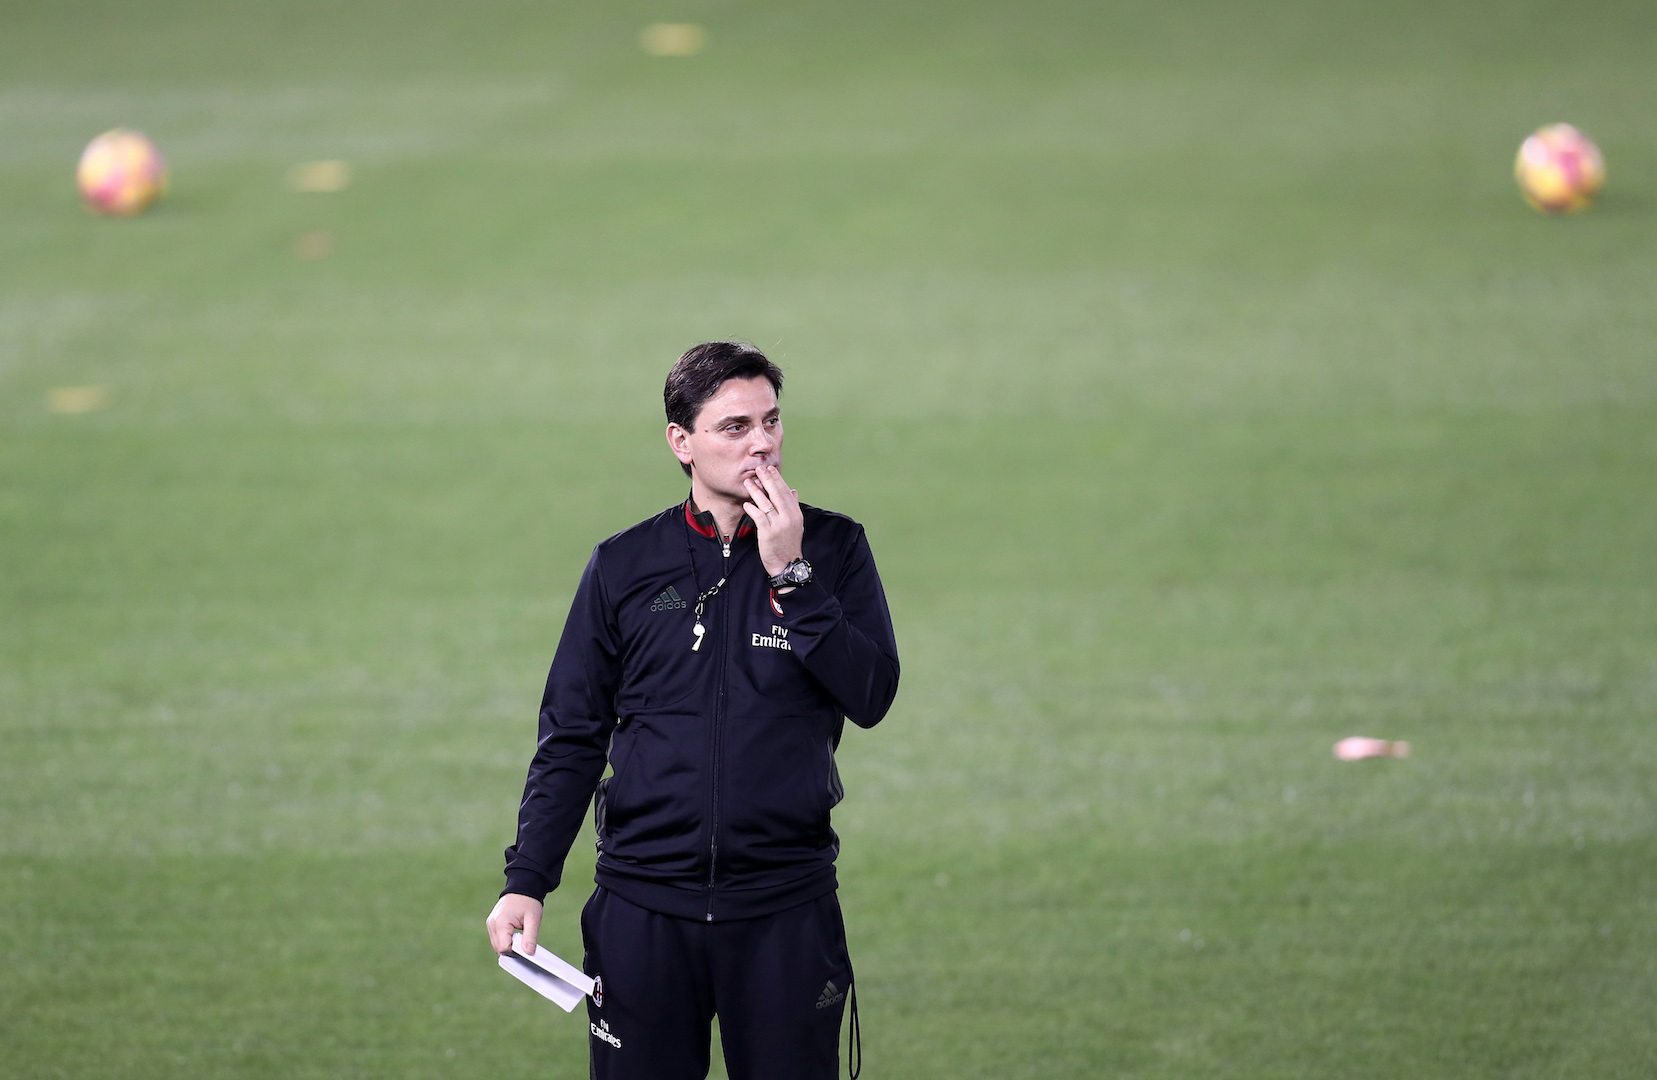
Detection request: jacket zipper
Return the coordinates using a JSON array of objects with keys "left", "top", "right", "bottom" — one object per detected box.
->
[{"left": 706, "top": 532, "right": 731, "bottom": 921}]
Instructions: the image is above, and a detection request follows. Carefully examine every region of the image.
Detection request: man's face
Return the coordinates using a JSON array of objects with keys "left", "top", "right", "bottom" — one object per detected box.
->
[{"left": 668, "top": 376, "right": 783, "bottom": 502}]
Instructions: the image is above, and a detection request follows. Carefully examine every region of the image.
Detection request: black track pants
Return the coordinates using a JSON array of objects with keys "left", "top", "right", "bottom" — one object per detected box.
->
[{"left": 580, "top": 887, "right": 853, "bottom": 1080}]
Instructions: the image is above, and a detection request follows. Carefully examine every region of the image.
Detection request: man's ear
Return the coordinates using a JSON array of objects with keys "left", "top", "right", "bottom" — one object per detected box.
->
[{"left": 666, "top": 423, "right": 694, "bottom": 468}]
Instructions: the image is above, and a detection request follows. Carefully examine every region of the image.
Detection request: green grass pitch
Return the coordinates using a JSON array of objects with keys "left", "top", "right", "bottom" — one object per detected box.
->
[{"left": 3, "top": 1, "right": 1656, "bottom": 1076}]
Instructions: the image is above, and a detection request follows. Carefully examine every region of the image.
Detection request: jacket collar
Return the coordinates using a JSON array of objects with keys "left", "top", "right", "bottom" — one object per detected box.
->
[{"left": 684, "top": 498, "right": 754, "bottom": 541}]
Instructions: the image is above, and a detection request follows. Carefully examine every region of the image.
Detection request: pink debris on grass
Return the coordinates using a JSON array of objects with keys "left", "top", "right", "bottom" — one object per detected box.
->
[{"left": 1333, "top": 737, "right": 1409, "bottom": 761}]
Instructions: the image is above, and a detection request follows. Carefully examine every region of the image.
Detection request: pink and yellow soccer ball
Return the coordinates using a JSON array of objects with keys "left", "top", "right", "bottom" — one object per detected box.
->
[
  {"left": 77, "top": 129, "right": 168, "bottom": 216},
  {"left": 1514, "top": 123, "right": 1604, "bottom": 214}
]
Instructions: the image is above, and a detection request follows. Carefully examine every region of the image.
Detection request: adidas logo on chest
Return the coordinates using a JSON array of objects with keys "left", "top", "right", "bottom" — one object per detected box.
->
[{"left": 650, "top": 586, "right": 687, "bottom": 612}]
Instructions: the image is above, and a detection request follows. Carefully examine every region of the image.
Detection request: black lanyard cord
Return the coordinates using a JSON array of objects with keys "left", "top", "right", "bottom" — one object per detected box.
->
[{"left": 683, "top": 507, "right": 727, "bottom": 652}]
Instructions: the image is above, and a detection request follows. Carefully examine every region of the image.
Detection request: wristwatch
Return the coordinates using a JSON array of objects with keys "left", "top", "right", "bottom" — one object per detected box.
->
[{"left": 768, "top": 558, "right": 813, "bottom": 589}]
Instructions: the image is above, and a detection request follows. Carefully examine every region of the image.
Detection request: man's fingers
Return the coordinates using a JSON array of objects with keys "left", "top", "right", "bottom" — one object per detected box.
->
[
  {"left": 487, "top": 912, "right": 511, "bottom": 955},
  {"left": 742, "top": 501, "right": 770, "bottom": 532},
  {"left": 521, "top": 906, "right": 541, "bottom": 955},
  {"left": 752, "top": 470, "right": 800, "bottom": 530},
  {"left": 487, "top": 895, "right": 545, "bottom": 955},
  {"left": 757, "top": 466, "right": 796, "bottom": 513},
  {"left": 743, "top": 477, "right": 776, "bottom": 516}
]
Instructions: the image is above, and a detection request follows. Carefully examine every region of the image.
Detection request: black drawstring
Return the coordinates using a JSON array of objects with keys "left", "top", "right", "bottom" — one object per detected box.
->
[{"left": 847, "top": 980, "right": 861, "bottom": 1079}]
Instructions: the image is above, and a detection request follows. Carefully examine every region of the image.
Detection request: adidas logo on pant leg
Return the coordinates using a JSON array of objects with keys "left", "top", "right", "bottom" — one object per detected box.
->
[{"left": 815, "top": 980, "right": 846, "bottom": 1009}]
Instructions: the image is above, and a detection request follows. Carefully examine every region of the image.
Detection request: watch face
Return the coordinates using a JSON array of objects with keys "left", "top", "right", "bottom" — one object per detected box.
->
[{"left": 786, "top": 559, "right": 812, "bottom": 584}]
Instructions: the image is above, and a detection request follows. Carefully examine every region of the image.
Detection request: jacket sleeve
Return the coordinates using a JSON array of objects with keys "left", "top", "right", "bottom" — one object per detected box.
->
[
  {"left": 502, "top": 548, "right": 622, "bottom": 900},
  {"left": 782, "top": 525, "right": 900, "bottom": 729}
]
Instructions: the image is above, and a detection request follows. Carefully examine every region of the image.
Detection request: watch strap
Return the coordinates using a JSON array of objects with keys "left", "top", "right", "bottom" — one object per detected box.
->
[{"left": 768, "top": 558, "right": 812, "bottom": 589}]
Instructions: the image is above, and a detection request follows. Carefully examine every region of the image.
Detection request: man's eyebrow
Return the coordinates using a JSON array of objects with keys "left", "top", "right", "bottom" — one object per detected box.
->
[{"left": 709, "top": 408, "right": 780, "bottom": 426}]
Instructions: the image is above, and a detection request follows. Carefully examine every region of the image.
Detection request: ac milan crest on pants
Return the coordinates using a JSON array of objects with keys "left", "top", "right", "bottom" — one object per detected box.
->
[{"left": 580, "top": 887, "right": 853, "bottom": 1080}]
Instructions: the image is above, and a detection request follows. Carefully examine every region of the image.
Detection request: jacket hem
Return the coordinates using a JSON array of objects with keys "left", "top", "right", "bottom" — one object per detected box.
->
[{"left": 594, "top": 863, "right": 839, "bottom": 922}]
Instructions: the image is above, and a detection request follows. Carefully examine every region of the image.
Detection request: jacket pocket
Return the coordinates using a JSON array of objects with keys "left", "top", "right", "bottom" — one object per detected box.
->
[
  {"left": 599, "top": 714, "right": 708, "bottom": 875},
  {"left": 720, "top": 714, "right": 833, "bottom": 876},
  {"left": 822, "top": 736, "right": 844, "bottom": 814},
  {"left": 593, "top": 777, "right": 610, "bottom": 842}
]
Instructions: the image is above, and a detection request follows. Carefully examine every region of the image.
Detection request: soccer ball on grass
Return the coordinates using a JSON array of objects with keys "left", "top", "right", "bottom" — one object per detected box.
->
[
  {"left": 1514, "top": 123, "right": 1603, "bottom": 214},
  {"left": 77, "top": 129, "right": 168, "bottom": 216}
]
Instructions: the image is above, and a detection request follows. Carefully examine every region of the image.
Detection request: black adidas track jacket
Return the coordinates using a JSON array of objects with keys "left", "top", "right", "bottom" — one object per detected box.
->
[{"left": 503, "top": 499, "right": 900, "bottom": 922}]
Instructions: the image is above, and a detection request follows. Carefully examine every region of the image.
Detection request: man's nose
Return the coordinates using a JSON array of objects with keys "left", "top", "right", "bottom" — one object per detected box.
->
[{"left": 749, "top": 428, "right": 777, "bottom": 454}]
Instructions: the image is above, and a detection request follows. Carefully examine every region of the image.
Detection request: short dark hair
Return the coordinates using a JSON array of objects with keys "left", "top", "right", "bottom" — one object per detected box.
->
[{"left": 664, "top": 342, "right": 785, "bottom": 476}]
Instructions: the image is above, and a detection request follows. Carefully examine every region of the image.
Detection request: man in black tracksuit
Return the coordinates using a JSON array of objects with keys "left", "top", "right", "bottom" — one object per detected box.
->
[{"left": 487, "top": 342, "right": 900, "bottom": 1080}]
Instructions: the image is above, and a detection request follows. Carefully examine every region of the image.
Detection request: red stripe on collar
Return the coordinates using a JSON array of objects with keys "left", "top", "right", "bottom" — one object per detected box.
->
[
  {"left": 684, "top": 500, "right": 755, "bottom": 540},
  {"left": 685, "top": 500, "right": 718, "bottom": 537}
]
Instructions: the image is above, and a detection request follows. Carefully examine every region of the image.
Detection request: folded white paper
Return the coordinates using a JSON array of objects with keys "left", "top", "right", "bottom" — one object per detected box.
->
[{"left": 497, "top": 932, "right": 595, "bottom": 1013}]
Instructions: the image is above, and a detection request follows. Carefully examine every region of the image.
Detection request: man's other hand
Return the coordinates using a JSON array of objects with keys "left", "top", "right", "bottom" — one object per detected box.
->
[
  {"left": 487, "top": 893, "right": 544, "bottom": 956},
  {"left": 742, "top": 464, "right": 804, "bottom": 578}
]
